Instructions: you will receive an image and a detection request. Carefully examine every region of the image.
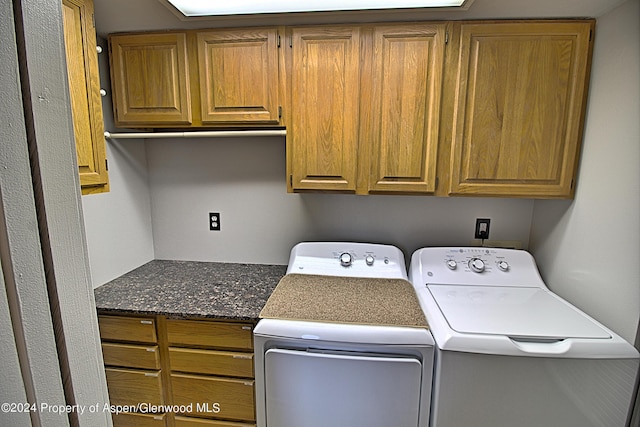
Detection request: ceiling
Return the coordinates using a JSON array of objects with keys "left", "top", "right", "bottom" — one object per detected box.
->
[{"left": 93, "top": 0, "right": 626, "bottom": 36}]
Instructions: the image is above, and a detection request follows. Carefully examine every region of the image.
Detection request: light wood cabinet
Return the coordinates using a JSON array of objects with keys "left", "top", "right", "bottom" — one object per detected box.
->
[
  {"left": 109, "top": 28, "right": 281, "bottom": 128},
  {"left": 363, "top": 23, "right": 446, "bottom": 194},
  {"left": 167, "top": 319, "right": 256, "bottom": 424},
  {"left": 98, "top": 315, "right": 256, "bottom": 427},
  {"left": 287, "top": 23, "right": 447, "bottom": 195},
  {"left": 197, "top": 28, "right": 280, "bottom": 124},
  {"left": 61, "top": 0, "right": 109, "bottom": 195},
  {"left": 288, "top": 26, "right": 362, "bottom": 191},
  {"left": 109, "top": 33, "right": 192, "bottom": 126},
  {"left": 447, "top": 21, "right": 594, "bottom": 198},
  {"left": 98, "top": 315, "right": 166, "bottom": 424}
]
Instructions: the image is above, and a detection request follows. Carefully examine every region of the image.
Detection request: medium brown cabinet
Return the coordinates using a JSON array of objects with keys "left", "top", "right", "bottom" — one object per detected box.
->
[
  {"left": 97, "top": 315, "right": 256, "bottom": 427},
  {"left": 109, "top": 28, "right": 281, "bottom": 128},
  {"left": 446, "top": 21, "right": 594, "bottom": 198},
  {"left": 109, "top": 33, "right": 192, "bottom": 126},
  {"left": 287, "top": 23, "right": 447, "bottom": 195},
  {"left": 288, "top": 26, "right": 362, "bottom": 192},
  {"left": 61, "top": 0, "right": 109, "bottom": 195},
  {"left": 364, "top": 23, "right": 446, "bottom": 194}
]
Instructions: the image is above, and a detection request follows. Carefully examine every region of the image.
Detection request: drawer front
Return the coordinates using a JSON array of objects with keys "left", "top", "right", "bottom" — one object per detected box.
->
[
  {"left": 171, "top": 374, "right": 255, "bottom": 421},
  {"left": 105, "top": 367, "right": 163, "bottom": 407},
  {"left": 166, "top": 320, "right": 253, "bottom": 350},
  {"left": 169, "top": 347, "right": 253, "bottom": 378},
  {"left": 103, "top": 343, "right": 160, "bottom": 370},
  {"left": 99, "top": 315, "right": 157, "bottom": 344},
  {"left": 112, "top": 412, "right": 166, "bottom": 427},
  {"left": 175, "top": 415, "right": 255, "bottom": 427}
]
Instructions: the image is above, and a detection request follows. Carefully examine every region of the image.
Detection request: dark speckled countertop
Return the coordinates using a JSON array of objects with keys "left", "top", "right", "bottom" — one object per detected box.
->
[{"left": 94, "top": 260, "right": 287, "bottom": 321}]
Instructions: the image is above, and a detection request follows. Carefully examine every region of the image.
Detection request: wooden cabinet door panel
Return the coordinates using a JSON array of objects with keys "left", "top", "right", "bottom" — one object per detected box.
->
[
  {"left": 166, "top": 320, "right": 253, "bottom": 350},
  {"left": 98, "top": 315, "right": 157, "bottom": 344},
  {"left": 102, "top": 343, "right": 160, "bottom": 370},
  {"left": 172, "top": 374, "right": 255, "bottom": 421},
  {"left": 290, "top": 27, "right": 361, "bottom": 191},
  {"left": 110, "top": 33, "right": 192, "bottom": 125},
  {"left": 368, "top": 24, "right": 445, "bottom": 193},
  {"left": 175, "top": 415, "right": 255, "bottom": 426},
  {"left": 62, "top": 0, "right": 109, "bottom": 194},
  {"left": 197, "top": 28, "right": 280, "bottom": 124},
  {"left": 105, "top": 367, "right": 163, "bottom": 406},
  {"left": 169, "top": 347, "right": 254, "bottom": 377},
  {"left": 112, "top": 412, "right": 166, "bottom": 427},
  {"left": 449, "top": 22, "right": 593, "bottom": 197}
]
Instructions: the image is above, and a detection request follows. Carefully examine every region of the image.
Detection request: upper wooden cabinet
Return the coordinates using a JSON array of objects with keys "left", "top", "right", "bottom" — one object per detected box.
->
[
  {"left": 109, "top": 33, "right": 192, "bottom": 126},
  {"left": 447, "top": 21, "right": 594, "bottom": 198},
  {"left": 288, "top": 26, "right": 362, "bottom": 192},
  {"left": 197, "top": 28, "right": 281, "bottom": 124},
  {"left": 62, "top": 0, "right": 109, "bottom": 195},
  {"left": 108, "top": 28, "right": 281, "bottom": 128},
  {"left": 364, "top": 23, "right": 446, "bottom": 194},
  {"left": 287, "top": 23, "right": 447, "bottom": 194}
]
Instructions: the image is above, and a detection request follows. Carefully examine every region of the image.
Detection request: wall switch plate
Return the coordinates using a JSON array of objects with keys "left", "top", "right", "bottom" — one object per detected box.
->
[
  {"left": 209, "top": 212, "right": 220, "bottom": 231},
  {"left": 475, "top": 218, "right": 490, "bottom": 240}
]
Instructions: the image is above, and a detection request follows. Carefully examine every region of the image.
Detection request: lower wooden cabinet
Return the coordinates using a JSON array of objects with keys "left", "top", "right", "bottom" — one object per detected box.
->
[
  {"left": 175, "top": 416, "right": 255, "bottom": 427},
  {"left": 112, "top": 412, "right": 167, "bottom": 427},
  {"left": 98, "top": 314, "right": 256, "bottom": 427}
]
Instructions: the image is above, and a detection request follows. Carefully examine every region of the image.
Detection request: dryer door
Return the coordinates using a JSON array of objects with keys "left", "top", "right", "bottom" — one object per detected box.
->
[{"left": 264, "top": 348, "right": 422, "bottom": 427}]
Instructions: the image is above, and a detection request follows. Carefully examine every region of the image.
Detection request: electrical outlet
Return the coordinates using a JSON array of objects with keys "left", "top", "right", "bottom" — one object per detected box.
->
[
  {"left": 209, "top": 212, "right": 221, "bottom": 231},
  {"left": 475, "top": 218, "right": 490, "bottom": 240}
]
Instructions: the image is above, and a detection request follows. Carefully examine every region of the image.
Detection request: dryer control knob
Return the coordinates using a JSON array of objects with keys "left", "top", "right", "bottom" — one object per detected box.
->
[
  {"left": 497, "top": 260, "right": 510, "bottom": 272},
  {"left": 339, "top": 252, "right": 353, "bottom": 267},
  {"left": 469, "top": 258, "right": 485, "bottom": 273},
  {"left": 365, "top": 255, "right": 375, "bottom": 266},
  {"left": 446, "top": 260, "right": 457, "bottom": 270}
]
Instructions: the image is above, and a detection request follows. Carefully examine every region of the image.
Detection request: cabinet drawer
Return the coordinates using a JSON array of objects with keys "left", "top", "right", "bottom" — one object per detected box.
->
[
  {"left": 112, "top": 412, "right": 166, "bottom": 427},
  {"left": 175, "top": 416, "right": 255, "bottom": 427},
  {"left": 166, "top": 320, "right": 253, "bottom": 350},
  {"left": 102, "top": 343, "right": 160, "bottom": 370},
  {"left": 169, "top": 347, "right": 253, "bottom": 377},
  {"left": 105, "top": 367, "right": 163, "bottom": 407},
  {"left": 99, "top": 315, "right": 157, "bottom": 344},
  {"left": 171, "top": 374, "right": 255, "bottom": 421}
]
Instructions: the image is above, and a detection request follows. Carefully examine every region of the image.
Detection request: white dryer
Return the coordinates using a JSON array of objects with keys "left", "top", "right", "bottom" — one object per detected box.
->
[
  {"left": 409, "top": 247, "right": 639, "bottom": 427},
  {"left": 254, "top": 242, "right": 434, "bottom": 427}
]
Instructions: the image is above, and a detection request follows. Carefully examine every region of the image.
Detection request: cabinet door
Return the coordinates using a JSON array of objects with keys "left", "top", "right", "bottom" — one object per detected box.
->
[
  {"left": 367, "top": 24, "right": 446, "bottom": 193},
  {"left": 109, "top": 33, "right": 192, "bottom": 126},
  {"left": 289, "top": 27, "right": 361, "bottom": 191},
  {"left": 62, "top": 0, "right": 109, "bottom": 194},
  {"left": 197, "top": 28, "right": 280, "bottom": 124},
  {"left": 449, "top": 21, "right": 593, "bottom": 198}
]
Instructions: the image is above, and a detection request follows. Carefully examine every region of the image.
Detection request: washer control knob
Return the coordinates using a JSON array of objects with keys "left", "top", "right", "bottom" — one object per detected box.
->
[
  {"left": 446, "top": 260, "right": 457, "bottom": 270},
  {"left": 339, "top": 252, "right": 353, "bottom": 267},
  {"left": 365, "top": 255, "right": 375, "bottom": 266},
  {"left": 469, "top": 258, "right": 485, "bottom": 273},
  {"left": 497, "top": 260, "right": 510, "bottom": 272}
]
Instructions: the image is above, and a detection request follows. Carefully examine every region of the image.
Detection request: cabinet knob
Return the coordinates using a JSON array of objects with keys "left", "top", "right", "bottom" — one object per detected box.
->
[
  {"left": 96, "top": 45, "right": 103, "bottom": 54},
  {"left": 100, "top": 89, "right": 107, "bottom": 97}
]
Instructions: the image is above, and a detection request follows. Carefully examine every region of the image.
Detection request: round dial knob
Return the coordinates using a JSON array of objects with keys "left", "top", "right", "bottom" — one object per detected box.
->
[
  {"left": 469, "top": 258, "right": 485, "bottom": 273},
  {"left": 497, "top": 260, "right": 510, "bottom": 272},
  {"left": 446, "top": 260, "right": 457, "bottom": 270},
  {"left": 339, "top": 252, "right": 353, "bottom": 267},
  {"left": 365, "top": 255, "right": 375, "bottom": 266}
]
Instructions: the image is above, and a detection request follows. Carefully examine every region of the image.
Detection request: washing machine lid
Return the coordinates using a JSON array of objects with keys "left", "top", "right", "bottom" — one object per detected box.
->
[{"left": 427, "top": 285, "right": 611, "bottom": 340}]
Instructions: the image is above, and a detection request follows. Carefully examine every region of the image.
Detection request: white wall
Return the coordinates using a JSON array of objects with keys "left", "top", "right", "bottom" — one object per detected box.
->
[
  {"left": 530, "top": 0, "right": 640, "bottom": 343},
  {"left": 147, "top": 137, "right": 534, "bottom": 265},
  {"left": 82, "top": 42, "right": 155, "bottom": 287}
]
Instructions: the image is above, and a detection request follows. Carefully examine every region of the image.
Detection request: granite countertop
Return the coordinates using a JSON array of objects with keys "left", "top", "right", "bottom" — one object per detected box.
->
[{"left": 94, "top": 260, "right": 287, "bottom": 321}]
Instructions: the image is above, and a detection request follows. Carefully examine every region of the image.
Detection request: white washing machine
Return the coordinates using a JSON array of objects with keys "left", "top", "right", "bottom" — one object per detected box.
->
[
  {"left": 409, "top": 247, "right": 639, "bottom": 427},
  {"left": 254, "top": 242, "right": 434, "bottom": 427}
]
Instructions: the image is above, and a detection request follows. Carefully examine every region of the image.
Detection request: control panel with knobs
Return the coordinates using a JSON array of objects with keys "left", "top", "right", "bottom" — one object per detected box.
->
[{"left": 411, "top": 247, "right": 547, "bottom": 290}]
